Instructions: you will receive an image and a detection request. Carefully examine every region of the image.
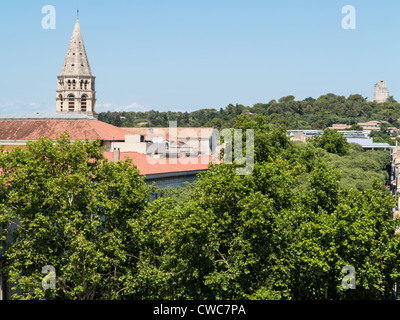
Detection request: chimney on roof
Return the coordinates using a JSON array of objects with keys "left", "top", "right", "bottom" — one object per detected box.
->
[
  {"left": 198, "top": 137, "right": 202, "bottom": 153},
  {"left": 113, "top": 148, "right": 120, "bottom": 163}
]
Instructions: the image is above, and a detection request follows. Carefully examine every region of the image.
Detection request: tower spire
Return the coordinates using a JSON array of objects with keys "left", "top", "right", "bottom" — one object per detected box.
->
[{"left": 59, "top": 17, "right": 92, "bottom": 76}]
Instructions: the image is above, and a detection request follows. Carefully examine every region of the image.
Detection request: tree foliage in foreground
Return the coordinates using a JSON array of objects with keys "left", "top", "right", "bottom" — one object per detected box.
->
[
  {"left": 0, "top": 118, "right": 400, "bottom": 300},
  {"left": 158, "top": 181, "right": 197, "bottom": 206},
  {"left": 150, "top": 115, "right": 400, "bottom": 299},
  {"left": 0, "top": 134, "right": 151, "bottom": 300}
]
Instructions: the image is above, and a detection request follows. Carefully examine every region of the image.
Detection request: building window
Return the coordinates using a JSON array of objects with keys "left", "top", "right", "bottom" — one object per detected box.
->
[
  {"left": 59, "top": 94, "right": 63, "bottom": 111},
  {"left": 81, "top": 95, "right": 87, "bottom": 112},
  {"left": 68, "top": 94, "right": 75, "bottom": 111}
]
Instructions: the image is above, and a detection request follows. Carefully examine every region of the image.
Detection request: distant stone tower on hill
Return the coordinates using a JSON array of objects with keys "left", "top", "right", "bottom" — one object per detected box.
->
[
  {"left": 56, "top": 16, "right": 96, "bottom": 117},
  {"left": 373, "top": 80, "right": 389, "bottom": 103}
]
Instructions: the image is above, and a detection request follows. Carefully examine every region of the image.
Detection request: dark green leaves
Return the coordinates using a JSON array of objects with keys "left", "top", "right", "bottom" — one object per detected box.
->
[{"left": 0, "top": 133, "right": 150, "bottom": 300}]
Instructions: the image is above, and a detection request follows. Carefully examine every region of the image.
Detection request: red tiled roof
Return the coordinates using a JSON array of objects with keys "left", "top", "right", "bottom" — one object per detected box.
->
[
  {"left": 0, "top": 120, "right": 131, "bottom": 141},
  {"left": 103, "top": 151, "right": 218, "bottom": 176},
  {"left": 123, "top": 127, "right": 214, "bottom": 139}
]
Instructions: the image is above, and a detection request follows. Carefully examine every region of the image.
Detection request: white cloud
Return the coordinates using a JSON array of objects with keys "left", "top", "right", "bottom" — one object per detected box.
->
[{"left": 28, "top": 102, "right": 41, "bottom": 109}]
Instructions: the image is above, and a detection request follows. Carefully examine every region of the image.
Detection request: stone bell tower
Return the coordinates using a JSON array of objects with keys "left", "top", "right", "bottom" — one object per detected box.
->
[{"left": 56, "top": 16, "right": 96, "bottom": 117}]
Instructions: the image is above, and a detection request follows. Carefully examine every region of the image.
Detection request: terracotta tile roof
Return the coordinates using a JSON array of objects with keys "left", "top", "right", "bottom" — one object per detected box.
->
[
  {"left": 328, "top": 124, "right": 350, "bottom": 130},
  {"left": 103, "top": 151, "right": 218, "bottom": 176},
  {"left": 122, "top": 128, "right": 151, "bottom": 135},
  {"left": 0, "top": 120, "right": 131, "bottom": 141},
  {"left": 123, "top": 127, "right": 214, "bottom": 139},
  {"left": 358, "top": 121, "right": 388, "bottom": 126}
]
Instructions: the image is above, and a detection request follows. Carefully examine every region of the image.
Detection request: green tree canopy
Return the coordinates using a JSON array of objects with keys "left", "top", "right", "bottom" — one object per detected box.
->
[
  {"left": 142, "top": 116, "right": 400, "bottom": 300},
  {"left": 0, "top": 133, "right": 151, "bottom": 300},
  {"left": 311, "top": 129, "right": 350, "bottom": 156},
  {"left": 349, "top": 123, "right": 363, "bottom": 131}
]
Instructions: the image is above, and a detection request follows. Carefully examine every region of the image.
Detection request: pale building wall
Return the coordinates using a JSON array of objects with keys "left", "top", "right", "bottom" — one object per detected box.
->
[
  {"left": 102, "top": 135, "right": 148, "bottom": 154},
  {"left": 292, "top": 132, "right": 307, "bottom": 143},
  {"left": 184, "top": 138, "right": 211, "bottom": 154}
]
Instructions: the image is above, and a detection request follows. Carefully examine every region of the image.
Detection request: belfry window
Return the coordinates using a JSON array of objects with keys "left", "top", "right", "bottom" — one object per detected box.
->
[
  {"left": 59, "top": 94, "right": 63, "bottom": 111},
  {"left": 81, "top": 95, "right": 87, "bottom": 112},
  {"left": 68, "top": 94, "right": 75, "bottom": 111}
]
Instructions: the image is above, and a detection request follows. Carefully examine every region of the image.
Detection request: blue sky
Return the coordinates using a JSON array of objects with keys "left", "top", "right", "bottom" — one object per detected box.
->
[{"left": 1, "top": 0, "right": 400, "bottom": 114}]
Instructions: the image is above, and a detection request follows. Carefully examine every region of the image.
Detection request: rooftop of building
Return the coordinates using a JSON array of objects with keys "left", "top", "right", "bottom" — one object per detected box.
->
[
  {"left": 0, "top": 113, "right": 97, "bottom": 120},
  {"left": 103, "top": 151, "right": 218, "bottom": 176},
  {"left": 358, "top": 120, "right": 389, "bottom": 126},
  {"left": 346, "top": 138, "right": 391, "bottom": 148},
  {"left": 0, "top": 114, "right": 131, "bottom": 141},
  {"left": 123, "top": 127, "right": 214, "bottom": 138}
]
